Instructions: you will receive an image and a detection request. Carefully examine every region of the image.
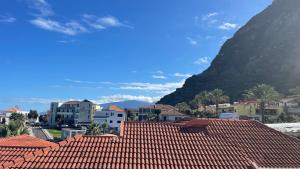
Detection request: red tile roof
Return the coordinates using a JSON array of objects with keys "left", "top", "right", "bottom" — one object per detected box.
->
[
  {"left": 0, "top": 135, "right": 56, "bottom": 148},
  {"left": 108, "top": 105, "right": 124, "bottom": 112},
  {"left": 3, "top": 119, "right": 300, "bottom": 169},
  {"left": 5, "top": 108, "right": 20, "bottom": 113},
  {"left": 0, "top": 135, "right": 56, "bottom": 168}
]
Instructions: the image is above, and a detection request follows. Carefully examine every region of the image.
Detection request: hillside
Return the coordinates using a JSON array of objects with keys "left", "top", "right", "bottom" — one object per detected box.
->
[{"left": 158, "top": 0, "right": 300, "bottom": 105}]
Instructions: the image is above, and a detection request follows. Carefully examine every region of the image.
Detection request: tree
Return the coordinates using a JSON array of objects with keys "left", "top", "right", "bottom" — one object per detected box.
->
[
  {"left": 7, "top": 120, "right": 24, "bottom": 136},
  {"left": 125, "top": 109, "right": 137, "bottom": 121},
  {"left": 9, "top": 113, "right": 25, "bottom": 122},
  {"left": 194, "top": 91, "right": 211, "bottom": 112},
  {"left": 1, "top": 118, "right": 6, "bottom": 124},
  {"left": 0, "top": 125, "right": 9, "bottom": 137},
  {"left": 39, "top": 115, "right": 48, "bottom": 124},
  {"left": 28, "top": 110, "right": 38, "bottom": 120},
  {"left": 244, "top": 84, "right": 280, "bottom": 123},
  {"left": 175, "top": 102, "right": 191, "bottom": 114},
  {"left": 209, "top": 89, "right": 229, "bottom": 115},
  {"left": 101, "top": 122, "right": 109, "bottom": 134},
  {"left": 277, "top": 113, "right": 299, "bottom": 123},
  {"left": 55, "top": 114, "right": 63, "bottom": 125},
  {"left": 89, "top": 122, "right": 101, "bottom": 135}
]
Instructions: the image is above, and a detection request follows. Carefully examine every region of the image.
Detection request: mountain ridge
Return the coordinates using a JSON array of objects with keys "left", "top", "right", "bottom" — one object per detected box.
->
[{"left": 158, "top": 0, "right": 300, "bottom": 105}]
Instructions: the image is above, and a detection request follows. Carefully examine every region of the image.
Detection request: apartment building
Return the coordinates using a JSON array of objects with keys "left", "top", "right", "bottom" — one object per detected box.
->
[
  {"left": 93, "top": 105, "right": 126, "bottom": 131},
  {"left": 48, "top": 100, "right": 98, "bottom": 127}
]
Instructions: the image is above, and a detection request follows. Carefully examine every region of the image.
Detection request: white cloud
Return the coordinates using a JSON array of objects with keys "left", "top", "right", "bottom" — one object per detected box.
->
[
  {"left": 202, "top": 12, "right": 219, "bottom": 20},
  {"left": 174, "top": 73, "right": 192, "bottom": 78},
  {"left": 57, "top": 39, "right": 77, "bottom": 44},
  {"left": 65, "top": 78, "right": 113, "bottom": 85},
  {"left": 194, "top": 57, "right": 210, "bottom": 65},
  {"left": 155, "top": 70, "right": 164, "bottom": 74},
  {"left": 97, "top": 95, "right": 160, "bottom": 104},
  {"left": 152, "top": 75, "right": 167, "bottom": 79},
  {"left": 82, "top": 14, "right": 132, "bottom": 29},
  {"left": 27, "top": 0, "right": 54, "bottom": 16},
  {"left": 0, "top": 15, "right": 16, "bottom": 23},
  {"left": 186, "top": 37, "right": 198, "bottom": 45},
  {"left": 30, "top": 18, "right": 87, "bottom": 35},
  {"left": 218, "top": 22, "right": 238, "bottom": 30},
  {"left": 200, "top": 12, "right": 219, "bottom": 25},
  {"left": 120, "top": 81, "right": 184, "bottom": 94}
]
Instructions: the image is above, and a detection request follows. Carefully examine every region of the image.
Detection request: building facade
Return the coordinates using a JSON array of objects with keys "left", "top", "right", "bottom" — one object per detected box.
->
[
  {"left": 93, "top": 105, "right": 126, "bottom": 131},
  {"left": 48, "top": 100, "right": 97, "bottom": 127}
]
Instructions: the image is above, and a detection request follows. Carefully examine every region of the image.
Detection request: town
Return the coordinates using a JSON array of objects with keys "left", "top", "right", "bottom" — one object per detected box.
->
[
  {"left": 1, "top": 0, "right": 300, "bottom": 168},
  {"left": 1, "top": 84, "right": 300, "bottom": 168}
]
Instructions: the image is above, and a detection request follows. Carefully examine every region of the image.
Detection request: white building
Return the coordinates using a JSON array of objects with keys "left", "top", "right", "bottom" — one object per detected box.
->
[
  {"left": 94, "top": 105, "right": 127, "bottom": 131},
  {"left": 61, "top": 128, "right": 87, "bottom": 140},
  {"left": 0, "top": 108, "right": 29, "bottom": 125}
]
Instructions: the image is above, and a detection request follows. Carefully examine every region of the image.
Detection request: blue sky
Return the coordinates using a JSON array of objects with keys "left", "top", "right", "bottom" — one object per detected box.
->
[{"left": 0, "top": 0, "right": 272, "bottom": 111}]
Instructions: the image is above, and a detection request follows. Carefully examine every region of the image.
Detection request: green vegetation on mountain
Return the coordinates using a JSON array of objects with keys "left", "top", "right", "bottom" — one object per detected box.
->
[{"left": 158, "top": 0, "right": 300, "bottom": 105}]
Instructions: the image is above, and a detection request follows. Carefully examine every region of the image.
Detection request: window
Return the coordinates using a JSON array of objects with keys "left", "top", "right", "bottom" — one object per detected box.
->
[
  {"left": 111, "top": 112, "right": 114, "bottom": 116},
  {"left": 117, "top": 114, "right": 123, "bottom": 117},
  {"left": 117, "top": 121, "right": 121, "bottom": 123},
  {"left": 110, "top": 120, "right": 113, "bottom": 123}
]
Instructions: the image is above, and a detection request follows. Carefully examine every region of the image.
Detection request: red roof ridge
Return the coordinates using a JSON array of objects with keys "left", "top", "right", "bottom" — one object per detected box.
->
[
  {"left": 1, "top": 136, "right": 60, "bottom": 169},
  {"left": 0, "top": 134, "right": 57, "bottom": 148},
  {"left": 4, "top": 136, "right": 71, "bottom": 169}
]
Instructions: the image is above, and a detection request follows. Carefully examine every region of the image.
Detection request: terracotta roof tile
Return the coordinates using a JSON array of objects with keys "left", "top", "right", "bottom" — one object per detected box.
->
[
  {"left": 108, "top": 105, "right": 124, "bottom": 112},
  {"left": 0, "top": 135, "right": 56, "bottom": 148},
  {"left": 0, "top": 135, "right": 56, "bottom": 168},
  {"left": 3, "top": 119, "right": 300, "bottom": 169}
]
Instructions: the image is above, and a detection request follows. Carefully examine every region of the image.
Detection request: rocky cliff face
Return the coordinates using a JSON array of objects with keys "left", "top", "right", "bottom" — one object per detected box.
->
[{"left": 158, "top": 0, "right": 300, "bottom": 105}]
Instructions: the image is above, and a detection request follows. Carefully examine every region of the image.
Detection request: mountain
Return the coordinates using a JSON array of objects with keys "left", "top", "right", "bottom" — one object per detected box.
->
[
  {"left": 158, "top": 0, "right": 300, "bottom": 105},
  {"left": 100, "top": 100, "right": 152, "bottom": 109}
]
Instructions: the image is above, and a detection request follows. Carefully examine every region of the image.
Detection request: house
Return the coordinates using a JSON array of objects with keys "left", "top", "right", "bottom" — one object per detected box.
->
[
  {"left": 93, "top": 105, "right": 127, "bottom": 131},
  {"left": 207, "top": 103, "right": 235, "bottom": 113},
  {"left": 280, "top": 96, "right": 300, "bottom": 114},
  {"left": 0, "top": 107, "right": 29, "bottom": 125},
  {"left": 138, "top": 104, "right": 188, "bottom": 121},
  {"left": 0, "top": 134, "right": 56, "bottom": 168},
  {"left": 61, "top": 128, "right": 87, "bottom": 140},
  {"left": 2, "top": 118, "right": 300, "bottom": 169},
  {"left": 48, "top": 100, "right": 98, "bottom": 127}
]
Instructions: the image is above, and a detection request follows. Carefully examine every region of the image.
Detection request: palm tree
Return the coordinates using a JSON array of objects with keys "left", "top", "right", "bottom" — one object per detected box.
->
[
  {"left": 194, "top": 91, "right": 211, "bottom": 112},
  {"left": 175, "top": 102, "right": 191, "bottom": 114},
  {"left": 101, "top": 122, "right": 109, "bottom": 134},
  {"left": 209, "top": 89, "right": 229, "bottom": 115},
  {"left": 89, "top": 122, "right": 101, "bottom": 135},
  {"left": 244, "top": 84, "right": 280, "bottom": 123}
]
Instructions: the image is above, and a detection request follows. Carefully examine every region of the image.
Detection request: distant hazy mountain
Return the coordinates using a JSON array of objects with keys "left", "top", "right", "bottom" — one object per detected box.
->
[
  {"left": 100, "top": 100, "right": 152, "bottom": 109},
  {"left": 159, "top": 0, "right": 300, "bottom": 105}
]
